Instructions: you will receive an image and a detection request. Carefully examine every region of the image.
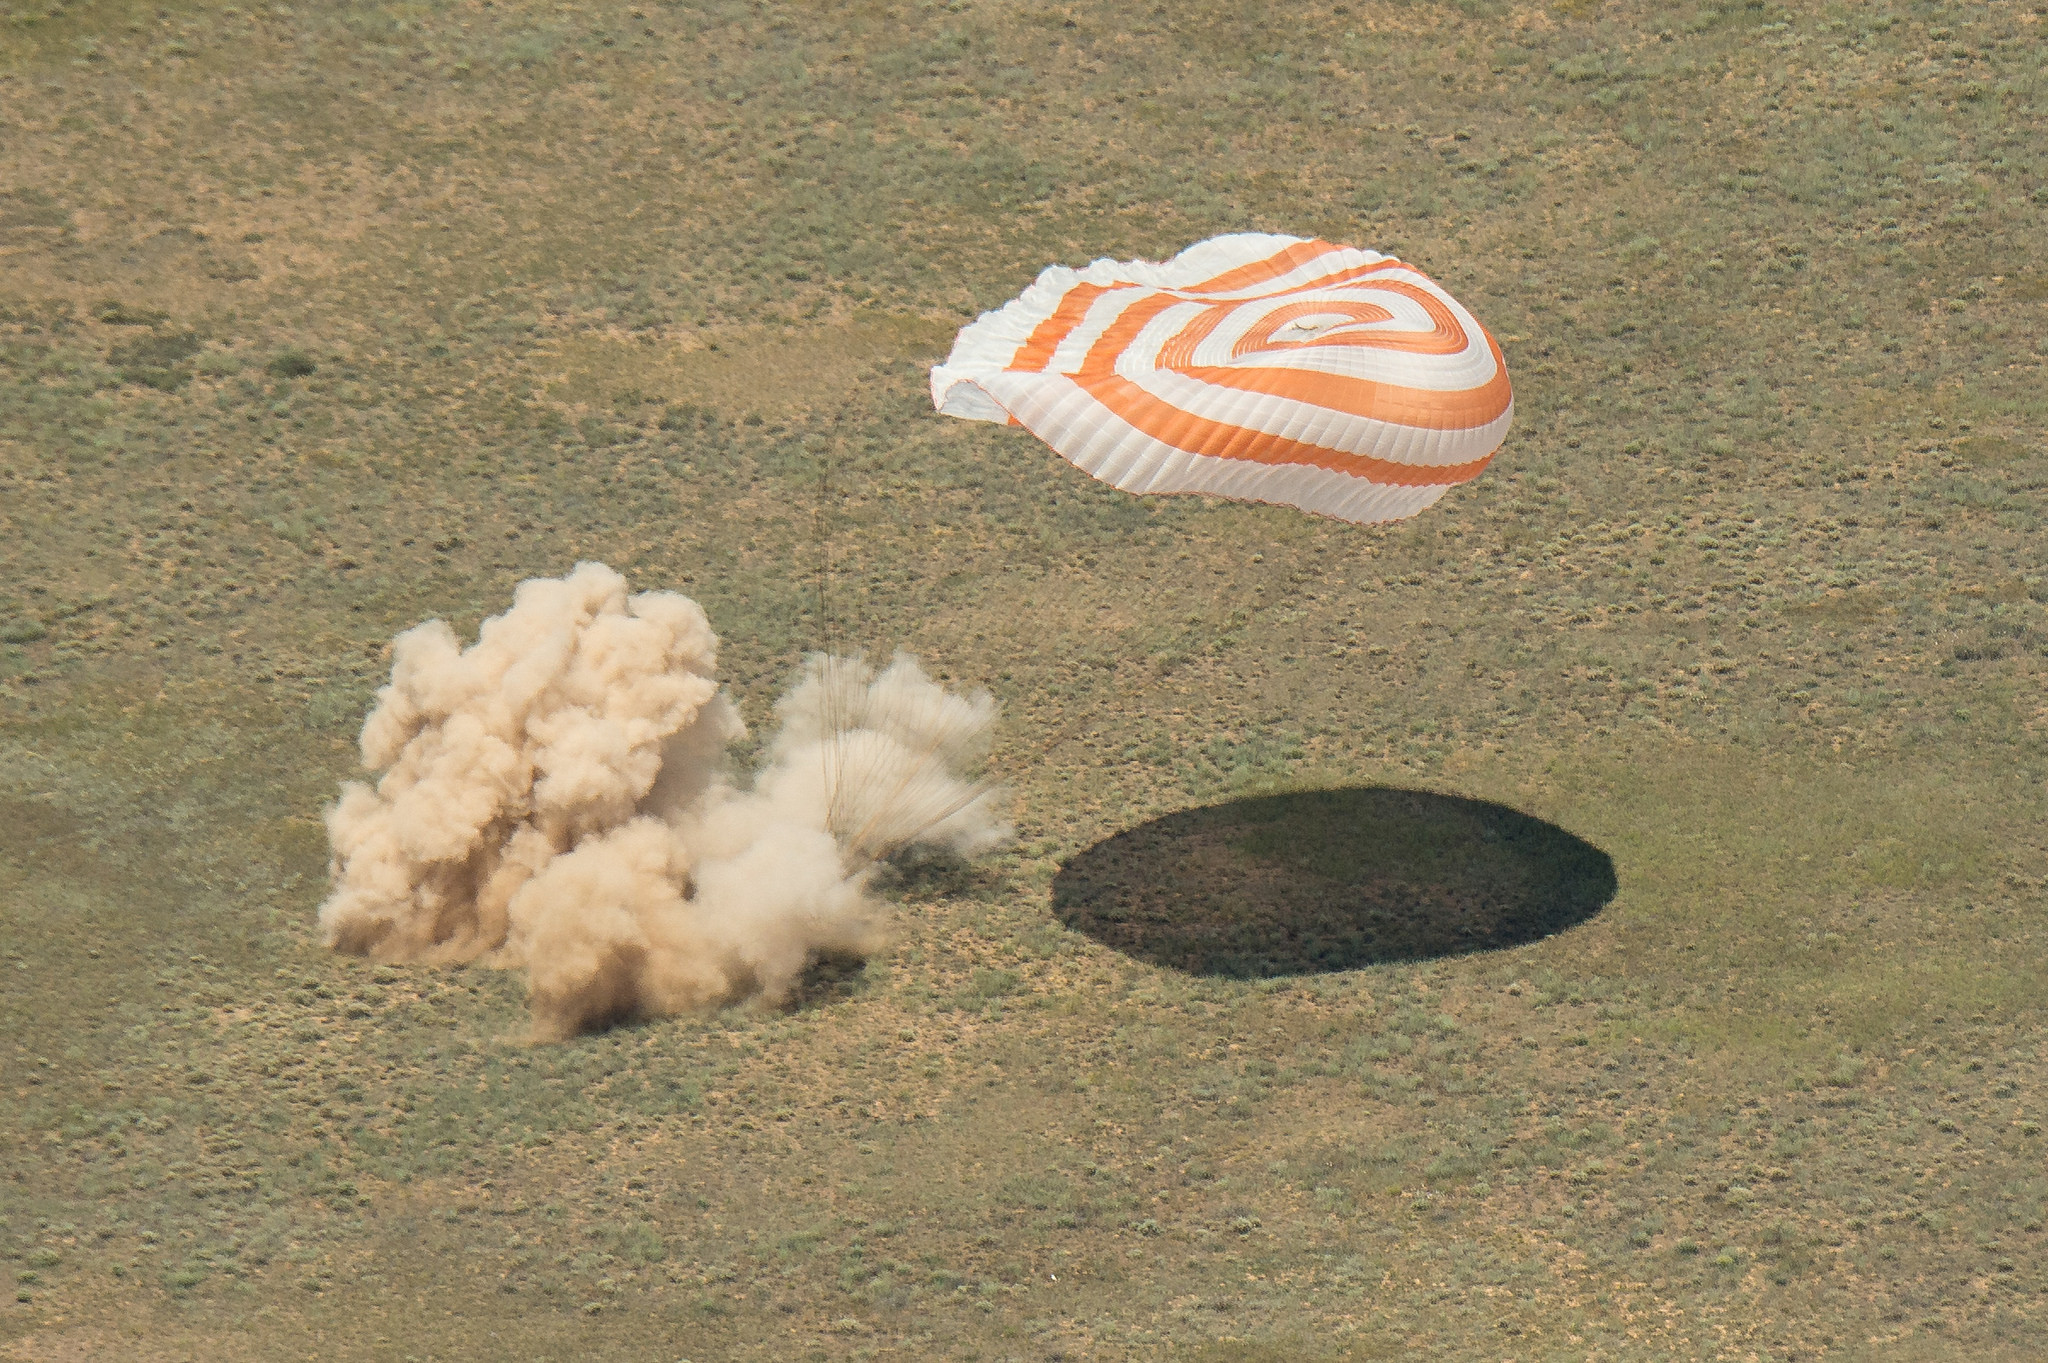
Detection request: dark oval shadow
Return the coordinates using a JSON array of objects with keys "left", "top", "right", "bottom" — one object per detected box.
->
[{"left": 1053, "top": 787, "right": 1616, "bottom": 978}]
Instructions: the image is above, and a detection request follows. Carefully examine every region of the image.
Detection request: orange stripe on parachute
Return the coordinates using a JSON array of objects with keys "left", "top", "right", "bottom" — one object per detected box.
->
[
  {"left": 1229, "top": 282, "right": 1473, "bottom": 359},
  {"left": 1181, "top": 238, "right": 1352, "bottom": 294},
  {"left": 1012, "top": 283, "right": 1112, "bottom": 374},
  {"left": 1060, "top": 373, "right": 1499, "bottom": 486},
  {"left": 1073, "top": 291, "right": 1512, "bottom": 437},
  {"left": 1011, "top": 253, "right": 1419, "bottom": 375}
]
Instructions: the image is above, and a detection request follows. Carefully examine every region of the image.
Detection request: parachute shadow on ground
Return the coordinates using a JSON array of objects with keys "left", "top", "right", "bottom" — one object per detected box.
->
[{"left": 1052, "top": 787, "right": 1616, "bottom": 978}]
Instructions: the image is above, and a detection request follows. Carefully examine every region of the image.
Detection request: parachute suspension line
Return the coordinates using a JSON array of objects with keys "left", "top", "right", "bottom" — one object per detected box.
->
[
  {"left": 839, "top": 680, "right": 979, "bottom": 864},
  {"left": 813, "top": 453, "right": 849, "bottom": 846},
  {"left": 814, "top": 461, "right": 837, "bottom": 658},
  {"left": 798, "top": 411, "right": 995, "bottom": 871},
  {"left": 1259, "top": 543, "right": 1310, "bottom": 714},
  {"left": 842, "top": 774, "right": 995, "bottom": 867}
]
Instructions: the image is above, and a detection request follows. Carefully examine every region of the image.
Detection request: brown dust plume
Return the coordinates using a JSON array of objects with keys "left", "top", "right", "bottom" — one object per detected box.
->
[{"left": 318, "top": 562, "right": 1007, "bottom": 1040}]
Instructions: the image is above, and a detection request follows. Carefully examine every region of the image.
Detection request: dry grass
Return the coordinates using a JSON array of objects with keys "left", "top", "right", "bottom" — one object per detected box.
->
[{"left": 3, "top": 0, "right": 2045, "bottom": 1358}]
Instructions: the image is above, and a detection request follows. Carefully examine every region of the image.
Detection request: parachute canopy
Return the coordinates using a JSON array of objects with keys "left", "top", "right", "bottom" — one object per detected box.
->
[{"left": 931, "top": 233, "right": 1512, "bottom": 525}]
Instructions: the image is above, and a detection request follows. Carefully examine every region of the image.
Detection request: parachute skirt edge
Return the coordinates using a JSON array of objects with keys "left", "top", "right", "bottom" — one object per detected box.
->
[{"left": 1014, "top": 372, "right": 1457, "bottom": 525}]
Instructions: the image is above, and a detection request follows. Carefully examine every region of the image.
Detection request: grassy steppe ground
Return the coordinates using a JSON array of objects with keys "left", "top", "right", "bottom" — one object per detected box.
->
[{"left": 2, "top": 0, "right": 2045, "bottom": 1358}]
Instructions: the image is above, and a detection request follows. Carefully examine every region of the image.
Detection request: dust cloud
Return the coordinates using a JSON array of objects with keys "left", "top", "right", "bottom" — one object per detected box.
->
[{"left": 318, "top": 562, "right": 1007, "bottom": 1040}]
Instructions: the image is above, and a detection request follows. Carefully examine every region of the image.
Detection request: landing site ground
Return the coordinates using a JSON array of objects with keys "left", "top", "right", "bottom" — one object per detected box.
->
[{"left": 2, "top": 1, "right": 2045, "bottom": 1359}]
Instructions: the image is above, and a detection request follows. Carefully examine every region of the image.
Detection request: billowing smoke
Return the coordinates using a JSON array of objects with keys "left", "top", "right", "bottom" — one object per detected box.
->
[{"left": 318, "top": 562, "right": 1007, "bottom": 1040}]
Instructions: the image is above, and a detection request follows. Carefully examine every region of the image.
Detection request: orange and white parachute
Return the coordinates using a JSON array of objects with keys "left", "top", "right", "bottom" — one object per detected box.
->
[{"left": 931, "top": 233, "right": 1512, "bottom": 525}]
